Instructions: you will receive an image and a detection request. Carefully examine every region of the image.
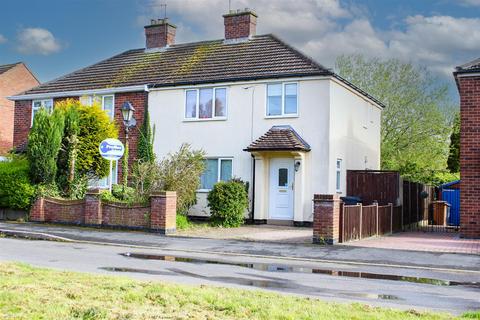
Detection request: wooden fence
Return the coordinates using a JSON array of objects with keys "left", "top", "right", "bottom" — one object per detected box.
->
[
  {"left": 402, "top": 181, "right": 434, "bottom": 230},
  {"left": 347, "top": 170, "right": 400, "bottom": 205},
  {"left": 340, "top": 203, "right": 401, "bottom": 243}
]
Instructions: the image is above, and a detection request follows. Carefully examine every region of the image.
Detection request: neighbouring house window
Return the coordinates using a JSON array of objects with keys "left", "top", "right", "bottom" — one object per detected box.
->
[
  {"left": 200, "top": 158, "right": 233, "bottom": 190},
  {"left": 88, "top": 160, "right": 118, "bottom": 189},
  {"left": 185, "top": 87, "right": 227, "bottom": 120},
  {"left": 266, "top": 82, "right": 298, "bottom": 116},
  {"left": 80, "top": 94, "right": 115, "bottom": 119},
  {"left": 336, "top": 159, "right": 342, "bottom": 192},
  {"left": 31, "top": 99, "right": 53, "bottom": 126}
]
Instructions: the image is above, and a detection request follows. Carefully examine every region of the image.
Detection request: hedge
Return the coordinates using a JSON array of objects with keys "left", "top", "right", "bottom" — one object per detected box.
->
[{"left": 0, "top": 159, "right": 35, "bottom": 210}]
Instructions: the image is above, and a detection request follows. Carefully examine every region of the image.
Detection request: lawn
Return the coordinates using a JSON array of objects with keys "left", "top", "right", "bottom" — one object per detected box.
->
[{"left": 0, "top": 263, "right": 476, "bottom": 320}]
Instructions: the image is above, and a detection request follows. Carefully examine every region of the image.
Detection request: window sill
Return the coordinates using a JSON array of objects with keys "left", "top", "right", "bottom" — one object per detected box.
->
[
  {"left": 265, "top": 114, "right": 299, "bottom": 119},
  {"left": 183, "top": 117, "right": 227, "bottom": 122},
  {"left": 197, "top": 189, "right": 211, "bottom": 193}
]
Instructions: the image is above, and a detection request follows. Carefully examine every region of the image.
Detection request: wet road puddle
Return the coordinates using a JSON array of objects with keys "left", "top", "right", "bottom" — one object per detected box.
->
[{"left": 119, "top": 252, "right": 479, "bottom": 288}]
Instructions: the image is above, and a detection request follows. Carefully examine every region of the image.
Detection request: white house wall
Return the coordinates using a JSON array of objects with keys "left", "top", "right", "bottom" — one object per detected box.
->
[
  {"left": 148, "top": 78, "right": 333, "bottom": 221},
  {"left": 329, "top": 80, "right": 382, "bottom": 195}
]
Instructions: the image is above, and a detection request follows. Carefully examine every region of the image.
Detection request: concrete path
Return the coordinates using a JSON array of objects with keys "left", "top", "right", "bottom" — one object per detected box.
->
[
  {"left": 1, "top": 237, "right": 479, "bottom": 314},
  {"left": 1, "top": 222, "right": 480, "bottom": 272},
  {"left": 346, "top": 231, "right": 480, "bottom": 255}
]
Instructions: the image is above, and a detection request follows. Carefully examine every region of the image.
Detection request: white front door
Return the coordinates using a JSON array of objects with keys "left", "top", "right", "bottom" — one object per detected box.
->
[{"left": 269, "top": 158, "right": 294, "bottom": 220}]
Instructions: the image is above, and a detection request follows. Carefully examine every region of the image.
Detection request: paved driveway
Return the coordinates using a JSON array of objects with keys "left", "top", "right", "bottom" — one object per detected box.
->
[
  {"left": 175, "top": 224, "right": 312, "bottom": 244},
  {"left": 345, "top": 232, "right": 480, "bottom": 255}
]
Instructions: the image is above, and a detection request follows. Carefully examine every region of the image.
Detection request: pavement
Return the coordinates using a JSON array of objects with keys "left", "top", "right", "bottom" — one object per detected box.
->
[
  {"left": 346, "top": 231, "right": 480, "bottom": 255},
  {"left": 1, "top": 221, "right": 480, "bottom": 271}
]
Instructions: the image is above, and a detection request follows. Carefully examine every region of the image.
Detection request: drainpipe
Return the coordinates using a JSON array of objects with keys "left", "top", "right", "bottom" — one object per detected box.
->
[{"left": 243, "top": 86, "right": 256, "bottom": 222}]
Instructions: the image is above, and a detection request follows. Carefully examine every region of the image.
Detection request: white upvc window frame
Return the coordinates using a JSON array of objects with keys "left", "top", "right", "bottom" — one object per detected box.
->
[
  {"left": 80, "top": 94, "right": 115, "bottom": 120},
  {"left": 198, "top": 157, "right": 234, "bottom": 192},
  {"left": 265, "top": 82, "right": 299, "bottom": 118},
  {"left": 336, "top": 158, "right": 342, "bottom": 193},
  {"left": 184, "top": 87, "right": 228, "bottom": 121},
  {"left": 31, "top": 99, "right": 54, "bottom": 127},
  {"left": 87, "top": 160, "right": 119, "bottom": 189}
]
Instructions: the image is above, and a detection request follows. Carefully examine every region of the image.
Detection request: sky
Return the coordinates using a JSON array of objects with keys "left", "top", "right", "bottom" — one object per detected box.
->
[{"left": 1, "top": 0, "right": 479, "bottom": 101}]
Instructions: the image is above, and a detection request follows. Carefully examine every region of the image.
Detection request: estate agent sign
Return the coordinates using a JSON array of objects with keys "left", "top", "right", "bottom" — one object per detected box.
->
[{"left": 99, "top": 138, "right": 125, "bottom": 191}]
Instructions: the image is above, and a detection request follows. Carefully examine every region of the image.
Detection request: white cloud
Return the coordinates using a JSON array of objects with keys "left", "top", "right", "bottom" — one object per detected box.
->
[
  {"left": 0, "top": 34, "right": 6, "bottom": 44},
  {"left": 141, "top": 0, "right": 480, "bottom": 77},
  {"left": 16, "top": 28, "right": 62, "bottom": 55},
  {"left": 458, "top": 0, "right": 480, "bottom": 6}
]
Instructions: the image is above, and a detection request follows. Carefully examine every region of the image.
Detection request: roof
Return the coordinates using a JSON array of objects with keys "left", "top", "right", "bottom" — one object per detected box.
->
[
  {"left": 19, "top": 34, "right": 331, "bottom": 95},
  {"left": 245, "top": 125, "right": 311, "bottom": 152},
  {"left": 455, "top": 57, "right": 480, "bottom": 75},
  {"left": 439, "top": 180, "right": 460, "bottom": 189},
  {"left": 0, "top": 62, "right": 21, "bottom": 75}
]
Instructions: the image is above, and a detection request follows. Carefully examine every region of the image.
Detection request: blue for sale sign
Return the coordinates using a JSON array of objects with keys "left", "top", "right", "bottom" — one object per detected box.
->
[{"left": 99, "top": 138, "right": 125, "bottom": 161}]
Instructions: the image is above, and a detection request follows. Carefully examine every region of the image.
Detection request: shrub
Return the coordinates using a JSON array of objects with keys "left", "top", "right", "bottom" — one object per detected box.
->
[
  {"left": 0, "top": 159, "right": 35, "bottom": 210},
  {"left": 156, "top": 144, "right": 205, "bottom": 214},
  {"left": 176, "top": 214, "right": 191, "bottom": 230},
  {"left": 69, "top": 102, "right": 118, "bottom": 179},
  {"left": 132, "top": 160, "right": 161, "bottom": 200},
  {"left": 27, "top": 108, "right": 64, "bottom": 184},
  {"left": 137, "top": 109, "right": 156, "bottom": 163},
  {"left": 207, "top": 180, "right": 248, "bottom": 228}
]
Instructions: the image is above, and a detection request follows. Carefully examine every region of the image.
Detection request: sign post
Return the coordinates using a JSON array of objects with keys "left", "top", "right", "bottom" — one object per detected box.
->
[{"left": 99, "top": 138, "right": 125, "bottom": 192}]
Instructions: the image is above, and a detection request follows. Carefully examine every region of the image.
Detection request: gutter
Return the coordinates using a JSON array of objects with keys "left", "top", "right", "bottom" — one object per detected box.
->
[{"left": 8, "top": 85, "right": 147, "bottom": 101}]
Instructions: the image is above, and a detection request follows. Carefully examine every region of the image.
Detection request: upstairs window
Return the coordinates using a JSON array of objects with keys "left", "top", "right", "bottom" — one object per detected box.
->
[
  {"left": 267, "top": 82, "right": 298, "bottom": 117},
  {"left": 185, "top": 87, "right": 227, "bottom": 120},
  {"left": 31, "top": 99, "right": 53, "bottom": 126},
  {"left": 80, "top": 94, "right": 115, "bottom": 120},
  {"left": 200, "top": 158, "right": 233, "bottom": 190}
]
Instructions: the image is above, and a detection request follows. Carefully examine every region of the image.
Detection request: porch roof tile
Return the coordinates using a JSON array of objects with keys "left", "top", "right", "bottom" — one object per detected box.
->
[{"left": 245, "top": 125, "right": 311, "bottom": 152}]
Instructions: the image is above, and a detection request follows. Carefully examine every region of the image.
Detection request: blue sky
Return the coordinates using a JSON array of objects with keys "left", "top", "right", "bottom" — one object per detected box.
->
[{"left": 1, "top": 0, "right": 479, "bottom": 101}]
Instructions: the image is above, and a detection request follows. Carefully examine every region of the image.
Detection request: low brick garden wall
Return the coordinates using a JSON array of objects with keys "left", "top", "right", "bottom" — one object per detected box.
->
[{"left": 30, "top": 189, "right": 177, "bottom": 234}]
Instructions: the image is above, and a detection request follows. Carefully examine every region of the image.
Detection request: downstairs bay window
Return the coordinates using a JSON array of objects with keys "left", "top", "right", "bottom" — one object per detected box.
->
[{"left": 199, "top": 158, "right": 233, "bottom": 190}]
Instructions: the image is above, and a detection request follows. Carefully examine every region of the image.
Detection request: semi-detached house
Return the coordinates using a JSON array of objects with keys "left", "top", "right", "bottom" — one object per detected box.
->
[{"left": 10, "top": 10, "right": 383, "bottom": 225}]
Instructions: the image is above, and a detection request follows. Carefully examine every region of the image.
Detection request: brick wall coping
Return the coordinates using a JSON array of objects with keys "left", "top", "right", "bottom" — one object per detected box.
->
[
  {"left": 102, "top": 200, "right": 150, "bottom": 209},
  {"left": 313, "top": 194, "right": 340, "bottom": 201},
  {"left": 151, "top": 191, "right": 177, "bottom": 197},
  {"left": 43, "top": 197, "right": 85, "bottom": 206}
]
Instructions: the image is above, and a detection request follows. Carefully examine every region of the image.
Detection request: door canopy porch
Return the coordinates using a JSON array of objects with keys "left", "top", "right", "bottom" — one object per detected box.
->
[{"left": 244, "top": 125, "right": 311, "bottom": 153}]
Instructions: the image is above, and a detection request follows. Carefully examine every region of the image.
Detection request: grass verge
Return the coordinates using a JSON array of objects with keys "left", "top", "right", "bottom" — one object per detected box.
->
[{"left": 0, "top": 262, "right": 476, "bottom": 320}]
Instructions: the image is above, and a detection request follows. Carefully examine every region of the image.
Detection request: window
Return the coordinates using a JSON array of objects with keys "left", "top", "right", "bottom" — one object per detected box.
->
[
  {"left": 31, "top": 99, "right": 53, "bottom": 126},
  {"left": 278, "top": 168, "right": 288, "bottom": 187},
  {"left": 200, "top": 158, "right": 233, "bottom": 190},
  {"left": 336, "top": 159, "right": 342, "bottom": 192},
  {"left": 185, "top": 87, "right": 227, "bottom": 120},
  {"left": 80, "top": 94, "right": 115, "bottom": 119},
  {"left": 267, "top": 83, "right": 298, "bottom": 117},
  {"left": 88, "top": 160, "right": 118, "bottom": 189}
]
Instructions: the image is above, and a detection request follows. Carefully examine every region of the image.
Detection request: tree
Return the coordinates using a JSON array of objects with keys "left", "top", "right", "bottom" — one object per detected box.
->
[
  {"left": 55, "top": 100, "right": 81, "bottom": 195},
  {"left": 447, "top": 113, "right": 460, "bottom": 173},
  {"left": 27, "top": 108, "right": 64, "bottom": 184},
  {"left": 335, "top": 55, "right": 452, "bottom": 181},
  {"left": 137, "top": 109, "right": 156, "bottom": 163}
]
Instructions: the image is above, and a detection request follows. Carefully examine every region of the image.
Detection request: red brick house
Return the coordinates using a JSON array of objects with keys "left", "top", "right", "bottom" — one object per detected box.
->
[
  {"left": 0, "top": 62, "right": 39, "bottom": 154},
  {"left": 454, "top": 58, "right": 480, "bottom": 238}
]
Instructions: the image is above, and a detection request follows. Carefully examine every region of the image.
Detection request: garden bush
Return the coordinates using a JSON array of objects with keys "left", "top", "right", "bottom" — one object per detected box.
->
[
  {"left": 0, "top": 159, "right": 35, "bottom": 210},
  {"left": 207, "top": 180, "right": 248, "bottom": 228}
]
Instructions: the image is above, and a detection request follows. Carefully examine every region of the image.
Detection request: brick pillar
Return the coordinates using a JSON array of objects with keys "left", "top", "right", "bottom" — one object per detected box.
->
[
  {"left": 312, "top": 194, "right": 341, "bottom": 245},
  {"left": 30, "top": 197, "right": 45, "bottom": 222},
  {"left": 85, "top": 189, "right": 102, "bottom": 225},
  {"left": 150, "top": 191, "right": 176, "bottom": 234}
]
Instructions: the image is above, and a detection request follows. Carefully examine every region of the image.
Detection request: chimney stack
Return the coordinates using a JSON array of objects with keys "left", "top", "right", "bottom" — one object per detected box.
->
[
  {"left": 144, "top": 18, "right": 176, "bottom": 49},
  {"left": 223, "top": 9, "right": 257, "bottom": 41}
]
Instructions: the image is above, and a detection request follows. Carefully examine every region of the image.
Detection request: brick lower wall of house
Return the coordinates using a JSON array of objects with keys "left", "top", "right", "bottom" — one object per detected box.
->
[
  {"left": 457, "top": 75, "right": 480, "bottom": 238},
  {"left": 102, "top": 202, "right": 150, "bottom": 228},
  {"left": 44, "top": 198, "right": 85, "bottom": 224},
  {"left": 114, "top": 91, "right": 147, "bottom": 183},
  {"left": 29, "top": 191, "right": 176, "bottom": 233}
]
